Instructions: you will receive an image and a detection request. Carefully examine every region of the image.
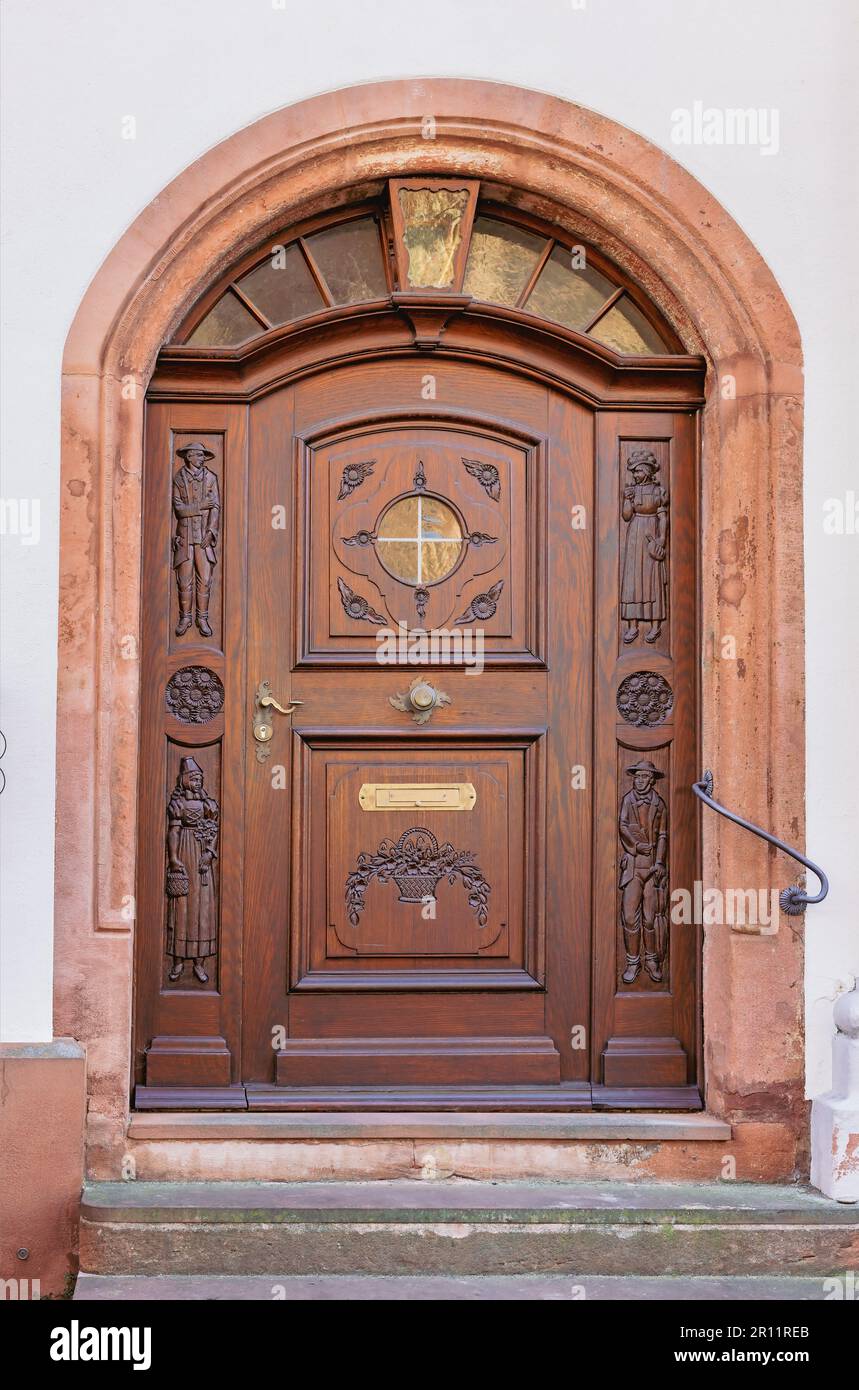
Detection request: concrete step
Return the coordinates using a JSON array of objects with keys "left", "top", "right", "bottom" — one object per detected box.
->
[
  {"left": 74, "top": 1273, "right": 837, "bottom": 1301},
  {"left": 80, "top": 1180, "right": 859, "bottom": 1277}
]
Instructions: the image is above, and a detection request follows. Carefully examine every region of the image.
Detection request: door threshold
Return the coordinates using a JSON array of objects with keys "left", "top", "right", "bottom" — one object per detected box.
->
[
  {"left": 245, "top": 1083, "right": 594, "bottom": 1112},
  {"left": 128, "top": 1108, "right": 729, "bottom": 1142},
  {"left": 134, "top": 1082, "right": 703, "bottom": 1113}
]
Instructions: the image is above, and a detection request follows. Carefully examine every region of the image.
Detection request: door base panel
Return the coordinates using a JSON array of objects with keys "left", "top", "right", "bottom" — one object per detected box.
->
[
  {"left": 145, "top": 1035, "right": 233, "bottom": 1088},
  {"left": 275, "top": 1035, "right": 561, "bottom": 1086},
  {"left": 601, "top": 1035, "right": 689, "bottom": 1088}
]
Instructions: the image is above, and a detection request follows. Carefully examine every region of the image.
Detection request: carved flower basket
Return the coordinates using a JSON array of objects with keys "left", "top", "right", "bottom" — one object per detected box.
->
[
  {"left": 345, "top": 826, "right": 490, "bottom": 927},
  {"left": 393, "top": 870, "right": 441, "bottom": 903}
]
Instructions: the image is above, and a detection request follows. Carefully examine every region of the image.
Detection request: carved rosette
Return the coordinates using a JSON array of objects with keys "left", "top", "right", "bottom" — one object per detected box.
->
[
  {"left": 616, "top": 672, "right": 674, "bottom": 727},
  {"left": 343, "top": 528, "right": 376, "bottom": 547},
  {"left": 337, "top": 576, "right": 386, "bottom": 625},
  {"left": 165, "top": 667, "right": 225, "bottom": 724},
  {"left": 462, "top": 458, "right": 501, "bottom": 500},
  {"left": 337, "top": 461, "right": 375, "bottom": 500},
  {"left": 455, "top": 580, "right": 503, "bottom": 625},
  {"left": 345, "top": 827, "right": 491, "bottom": 927}
]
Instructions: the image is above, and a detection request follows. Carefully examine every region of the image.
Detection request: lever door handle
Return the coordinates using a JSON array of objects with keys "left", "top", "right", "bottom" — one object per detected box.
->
[
  {"left": 259, "top": 691, "right": 302, "bottom": 716},
  {"left": 253, "top": 681, "right": 302, "bottom": 760}
]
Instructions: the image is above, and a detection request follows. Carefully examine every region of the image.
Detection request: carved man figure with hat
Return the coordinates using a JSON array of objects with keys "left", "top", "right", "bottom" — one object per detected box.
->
[
  {"left": 172, "top": 441, "right": 220, "bottom": 637},
  {"left": 618, "top": 758, "right": 668, "bottom": 984},
  {"left": 165, "top": 756, "right": 219, "bottom": 983}
]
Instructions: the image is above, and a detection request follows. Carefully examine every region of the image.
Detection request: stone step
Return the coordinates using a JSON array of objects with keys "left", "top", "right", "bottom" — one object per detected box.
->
[
  {"left": 74, "top": 1273, "right": 837, "bottom": 1301},
  {"left": 80, "top": 1180, "right": 859, "bottom": 1277}
]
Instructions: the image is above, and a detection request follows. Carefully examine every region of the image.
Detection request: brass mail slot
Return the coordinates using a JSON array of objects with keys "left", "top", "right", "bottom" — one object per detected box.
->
[{"left": 358, "top": 782, "right": 476, "bottom": 812}]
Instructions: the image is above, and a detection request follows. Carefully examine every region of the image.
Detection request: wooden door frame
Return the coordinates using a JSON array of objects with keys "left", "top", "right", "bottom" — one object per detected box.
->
[
  {"left": 56, "top": 81, "right": 806, "bottom": 1171},
  {"left": 137, "top": 310, "right": 703, "bottom": 1109}
]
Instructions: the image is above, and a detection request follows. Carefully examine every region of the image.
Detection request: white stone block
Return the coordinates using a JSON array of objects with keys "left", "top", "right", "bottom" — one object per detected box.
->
[{"left": 811, "top": 986, "right": 859, "bottom": 1202}]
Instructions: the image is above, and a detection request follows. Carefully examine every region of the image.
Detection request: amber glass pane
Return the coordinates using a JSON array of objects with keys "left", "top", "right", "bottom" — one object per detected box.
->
[
  {"left": 589, "top": 295, "right": 669, "bottom": 354},
  {"left": 398, "top": 188, "right": 469, "bottom": 288},
  {"left": 187, "top": 291, "right": 260, "bottom": 346},
  {"left": 237, "top": 245, "right": 324, "bottom": 324},
  {"left": 377, "top": 540, "right": 420, "bottom": 583},
  {"left": 422, "top": 540, "right": 462, "bottom": 582},
  {"left": 377, "top": 495, "right": 420, "bottom": 539},
  {"left": 420, "top": 496, "right": 462, "bottom": 541},
  {"left": 304, "top": 218, "right": 388, "bottom": 305},
  {"left": 462, "top": 217, "right": 546, "bottom": 306},
  {"left": 524, "top": 247, "right": 615, "bottom": 331}
]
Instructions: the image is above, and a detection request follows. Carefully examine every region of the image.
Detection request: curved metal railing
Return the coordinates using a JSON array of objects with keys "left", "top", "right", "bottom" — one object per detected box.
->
[{"left": 692, "top": 770, "right": 829, "bottom": 915}]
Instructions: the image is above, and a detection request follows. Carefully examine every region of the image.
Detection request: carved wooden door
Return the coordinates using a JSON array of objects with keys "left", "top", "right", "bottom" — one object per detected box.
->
[
  {"left": 238, "top": 361, "right": 590, "bottom": 1105},
  {"left": 136, "top": 359, "right": 699, "bottom": 1109}
]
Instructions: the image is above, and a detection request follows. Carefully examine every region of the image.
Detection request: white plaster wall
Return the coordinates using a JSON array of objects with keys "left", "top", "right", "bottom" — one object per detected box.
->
[{"left": 1, "top": 0, "right": 856, "bottom": 1087}]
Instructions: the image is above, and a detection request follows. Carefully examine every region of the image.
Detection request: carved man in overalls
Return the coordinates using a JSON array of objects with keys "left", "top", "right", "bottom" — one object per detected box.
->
[
  {"left": 618, "top": 759, "right": 668, "bottom": 984},
  {"left": 172, "top": 442, "right": 220, "bottom": 637}
]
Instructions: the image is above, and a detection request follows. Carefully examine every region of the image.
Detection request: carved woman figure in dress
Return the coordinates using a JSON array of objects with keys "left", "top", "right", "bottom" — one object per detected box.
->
[
  {"left": 165, "top": 756, "right": 219, "bottom": 983},
  {"left": 620, "top": 447, "right": 669, "bottom": 645}
]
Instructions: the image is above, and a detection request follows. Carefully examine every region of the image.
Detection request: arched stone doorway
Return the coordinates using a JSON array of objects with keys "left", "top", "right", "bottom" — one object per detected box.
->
[{"left": 57, "top": 81, "right": 805, "bottom": 1174}]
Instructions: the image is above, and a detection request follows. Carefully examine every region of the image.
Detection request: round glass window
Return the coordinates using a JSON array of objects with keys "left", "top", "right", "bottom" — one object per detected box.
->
[{"left": 376, "top": 494, "right": 463, "bottom": 585}]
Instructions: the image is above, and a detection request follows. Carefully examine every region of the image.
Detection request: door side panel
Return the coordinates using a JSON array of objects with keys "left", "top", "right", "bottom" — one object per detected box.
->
[{"left": 592, "top": 411, "right": 699, "bottom": 1104}]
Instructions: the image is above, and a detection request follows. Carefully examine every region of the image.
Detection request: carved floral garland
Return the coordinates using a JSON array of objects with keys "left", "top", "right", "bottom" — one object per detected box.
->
[{"left": 345, "top": 827, "right": 490, "bottom": 927}]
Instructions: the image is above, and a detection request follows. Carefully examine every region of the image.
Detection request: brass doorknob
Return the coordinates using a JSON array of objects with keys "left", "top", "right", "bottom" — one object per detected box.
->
[
  {"left": 390, "top": 677, "right": 451, "bottom": 725},
  {"left": 409, "top": 682, "right": 436, "bottom": 711}
]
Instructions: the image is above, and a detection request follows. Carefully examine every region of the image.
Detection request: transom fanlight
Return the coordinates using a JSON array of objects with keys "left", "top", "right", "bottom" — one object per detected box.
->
[{"left": 178, "top": 178, "right": 677, "bottom": 356}]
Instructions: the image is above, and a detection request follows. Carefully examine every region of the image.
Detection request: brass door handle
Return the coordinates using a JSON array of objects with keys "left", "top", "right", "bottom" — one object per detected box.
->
[
  {"left": 259, "top": 691, "right": 301, "bottom": 716},
  {"left": 389, "top": 677, "right": 451, "bottom": 725},
  {"left": 253, "top": 681, "right": 302, "bottom": 759}
]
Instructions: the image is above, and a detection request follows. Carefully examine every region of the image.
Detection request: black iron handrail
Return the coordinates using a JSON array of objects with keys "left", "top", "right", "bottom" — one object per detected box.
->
[{"left": 692, "top": 770, "right": 829, "bottom": 916}]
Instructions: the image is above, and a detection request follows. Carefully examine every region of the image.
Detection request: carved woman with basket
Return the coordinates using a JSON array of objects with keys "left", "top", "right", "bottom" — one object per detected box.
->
[
  {"left": 165, "top": 756, "right": 219, "bottom": 983},
  {"left": 620, "top": 447, "right": 669, "bottom": 645}
]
